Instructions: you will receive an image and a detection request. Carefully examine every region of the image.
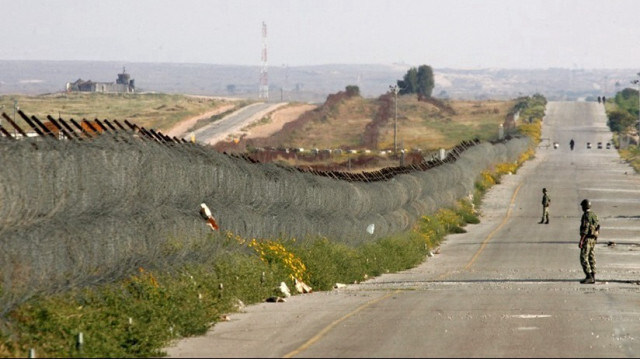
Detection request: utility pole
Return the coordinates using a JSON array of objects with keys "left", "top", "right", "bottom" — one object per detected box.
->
[
  {"left": 632, "top": 72, "right": 640, "bottom": 132},
  {"left": 259, "top": 21, "right": 269, "bottom": 100},
  {"left": 389, "top": 85, "right": 399, "bottom": 154}
]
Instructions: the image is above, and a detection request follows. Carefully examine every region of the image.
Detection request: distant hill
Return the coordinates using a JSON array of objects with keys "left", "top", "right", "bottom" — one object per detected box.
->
[{"left": 0, "top": 60, "right": 635, "bottom": 102}]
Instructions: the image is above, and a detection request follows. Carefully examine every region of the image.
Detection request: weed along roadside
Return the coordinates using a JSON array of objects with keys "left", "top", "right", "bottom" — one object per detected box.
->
[
  {"left": 0, "top": 98, "right": 544, "bottom": 357},
  {"left": 0, "top": 148, "right": 538, "bottom": 358}
]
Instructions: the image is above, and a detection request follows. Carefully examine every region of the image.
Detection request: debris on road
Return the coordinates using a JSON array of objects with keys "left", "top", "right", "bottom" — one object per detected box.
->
[
  {"left": 266, "top": 296, "right": 287, "bottom": 303},
  {"left": 233, "top": 299, "right": 245, "bottom": 311},
  {"left": 279, "top": 282, "right": 291, "bottom": 298},
  {"left": 428, "top": 247, "right": 441, "bottom": 257},
  {"left": 294, "top": 278, "right": 313, "bottom": 293}
]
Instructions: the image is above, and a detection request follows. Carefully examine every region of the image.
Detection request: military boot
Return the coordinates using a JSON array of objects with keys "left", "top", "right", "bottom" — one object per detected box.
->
[
  {"left": 584, "top": 273, "right": 595, "bottom": 284},
  {"left": 580, "top": 273, "right": 591, "bottom": 284}
]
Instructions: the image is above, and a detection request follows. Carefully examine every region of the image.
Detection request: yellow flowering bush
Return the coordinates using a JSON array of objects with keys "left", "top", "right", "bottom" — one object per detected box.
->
[
  {"left": 495, "top": 161, "right": 519, "bottom": 175},
  {"left": 436, "top": 208, "right": 466, "bottom": 233},
  {"left": 415, "top": 216, "right": 437, "bottom": 245},
  {"left": 436, "top": 208, "right": 459, "bottom": 228},
  {"left": 517, "top": 148, "right": 535, "bottom": 164},
  {"left": 481, "top": 170, "right": 495, "bottom": 185},
  {"left": 414, "top": 200, "right": 478, "bottom": 250},
  {"left": 476, "top": 169, "right": 496, "bottom": 192},
  {"left": 248, "top": 239, "right": 308, "bottom": 282},
  {"left": 517, "top": 120, "right": 542, "bottom": 144}
]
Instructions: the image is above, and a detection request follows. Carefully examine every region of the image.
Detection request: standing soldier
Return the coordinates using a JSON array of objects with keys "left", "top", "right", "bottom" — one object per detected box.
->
[
  {"left": 539, "top": 188, "right": 550, "bottom": 224},
  {"left": 579, "top": 199, "right": 599, "bottom": 284}
]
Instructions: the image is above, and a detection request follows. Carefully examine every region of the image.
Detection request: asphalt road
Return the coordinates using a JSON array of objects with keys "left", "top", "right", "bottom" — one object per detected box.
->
[
  {"left": 165, "top": 101, "right": 640, "bottom": 358},
  {"left": 191, "top": 102, "right": 287, "bottom": 145}
]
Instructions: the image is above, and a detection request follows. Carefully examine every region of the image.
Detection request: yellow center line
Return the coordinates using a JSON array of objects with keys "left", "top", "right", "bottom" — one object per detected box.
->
[
  {"left": 283, "top": 290, "right": 400, "bottom": 358},
  {"left": 464, "top": 182, "right": 522, "bottom": 270},
  {"left": 286, "top": 182, "right": 523, "bottom": 357}
]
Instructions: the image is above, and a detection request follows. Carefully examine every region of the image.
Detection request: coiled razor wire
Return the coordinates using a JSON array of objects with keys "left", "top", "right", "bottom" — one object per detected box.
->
[{"left": 0, "top": 113, "right": 532, "bottom": 315}]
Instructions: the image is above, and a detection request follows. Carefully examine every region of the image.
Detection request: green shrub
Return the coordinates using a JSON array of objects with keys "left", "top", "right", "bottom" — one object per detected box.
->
[{"left": 295, "top": 238, "right": 364, "bottom": 290}]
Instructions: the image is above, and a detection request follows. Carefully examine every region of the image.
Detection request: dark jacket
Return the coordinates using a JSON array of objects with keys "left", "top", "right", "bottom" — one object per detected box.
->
[{"left": 542, "top": 193, "right": 550, "bottom": 207}]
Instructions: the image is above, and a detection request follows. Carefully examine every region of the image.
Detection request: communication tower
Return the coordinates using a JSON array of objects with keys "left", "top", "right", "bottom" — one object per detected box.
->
[{"left": 259, "top": 21, "right": 269, "bottom": 99}]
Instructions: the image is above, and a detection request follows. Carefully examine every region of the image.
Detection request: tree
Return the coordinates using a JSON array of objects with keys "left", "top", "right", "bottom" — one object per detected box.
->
[
  {"left": 397, "top": 65, "right": 435, "bottom": 98},
  {"left": 398, "top": 67, "right": 418, "bottom": 95},
  {"left": 345, "top": 85, "right": 360, "bottom": 97},
  {"left": 607, "top": 108, "right": 636, "bottom": 133},
  {"left": 416, "top": 65, "right": 435, "bottom": 98},
  {"left": 614, "top": 87, "right": 639, "bottom": 119}
]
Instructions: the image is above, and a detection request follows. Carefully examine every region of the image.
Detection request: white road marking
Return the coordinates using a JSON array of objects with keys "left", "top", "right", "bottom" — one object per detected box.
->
[
  {"left": 517, "top": 327, "right": 540, "bottom": 331},
  {"left": 511, "top": 314, "right": 552, "bottom": 319}
]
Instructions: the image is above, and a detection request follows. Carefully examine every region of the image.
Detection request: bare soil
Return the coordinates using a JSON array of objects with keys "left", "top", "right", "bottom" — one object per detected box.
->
[{"left": 241, "top": 103, "right": 317, "bottom": 139}]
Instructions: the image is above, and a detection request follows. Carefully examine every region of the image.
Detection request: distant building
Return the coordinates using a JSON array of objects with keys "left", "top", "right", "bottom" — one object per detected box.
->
[{"left": 66, "top": 67, "right": 135, "bottom": 93}]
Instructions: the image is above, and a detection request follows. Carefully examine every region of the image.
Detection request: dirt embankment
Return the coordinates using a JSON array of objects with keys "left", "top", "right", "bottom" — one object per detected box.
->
[
  {"left": 242, "top": 103, "right": 317, "bottom": 139},
  {"left": 213, "top": 102, "right": 320, "bottom": 152},
  {"left": 219, "top": 90, "right": 363, "bottom": 153},
  {"left": 362, "top": 92, "right": 393, "bottom": 149}
]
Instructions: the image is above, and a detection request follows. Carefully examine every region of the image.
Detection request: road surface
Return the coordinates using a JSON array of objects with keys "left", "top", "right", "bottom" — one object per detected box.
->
[
  {"left": 190, "top": 102, "right": 287, "bottom": 145},
  {"left": 166, "top": 101, "right": 640, "bottom": 358}
]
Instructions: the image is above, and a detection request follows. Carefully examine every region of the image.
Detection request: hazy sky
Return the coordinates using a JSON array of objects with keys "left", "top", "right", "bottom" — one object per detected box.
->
[{"left": 2, "top": 0, "right": 639, "bottom": 69}]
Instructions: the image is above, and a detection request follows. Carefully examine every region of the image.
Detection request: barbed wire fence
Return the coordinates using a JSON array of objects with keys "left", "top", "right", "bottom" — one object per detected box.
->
[{"left": 0, "top": 112, "right": 531, "bottom": 316}]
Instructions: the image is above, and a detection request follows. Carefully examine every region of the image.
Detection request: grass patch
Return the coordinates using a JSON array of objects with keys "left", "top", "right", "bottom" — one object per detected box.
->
[
  {"left": 277, "top": 96, "right": 514, "bottom": 152},
  {"left": 617, "top": 143, "right": 640, "bottom": 172},
  {"left": 0, "top": 92, "right": 245, "bottom": 133}
]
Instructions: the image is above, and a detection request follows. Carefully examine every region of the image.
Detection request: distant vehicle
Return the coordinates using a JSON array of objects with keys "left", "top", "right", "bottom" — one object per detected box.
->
[
  {"left": 597, "top": 142, "right": 603, "bottom": 149},
  {"left": 587, "top": 142, "right": 592, "bottom": 149},
  {"left": 553, "top": 142, "right": 559, "bottom": 149},
  {"left": 606, "top": 142, "right": 611, "bottom": 149}
]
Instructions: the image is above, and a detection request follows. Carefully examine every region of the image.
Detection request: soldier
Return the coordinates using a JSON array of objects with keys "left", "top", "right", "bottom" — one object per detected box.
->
[
  {"left": 539, "top": 188, "right": 550, "bottom": 224},
  {"left": 578, "top": 199, "right": 599, "bottom": 284}
]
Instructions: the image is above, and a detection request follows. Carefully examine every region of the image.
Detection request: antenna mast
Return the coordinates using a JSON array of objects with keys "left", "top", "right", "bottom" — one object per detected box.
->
[{"left": 259, "top": 21, "right": 269, "bottom": 100}]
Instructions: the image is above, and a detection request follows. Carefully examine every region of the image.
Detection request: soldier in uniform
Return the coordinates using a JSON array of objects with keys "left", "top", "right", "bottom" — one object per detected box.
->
[
  {"left": 539, "top": 188, "right": 550, "bottom": 224},
  {"left": 579, "top": 199, "right": 599, "bottom": 284}
]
